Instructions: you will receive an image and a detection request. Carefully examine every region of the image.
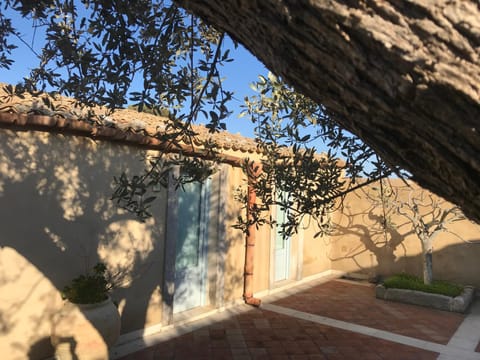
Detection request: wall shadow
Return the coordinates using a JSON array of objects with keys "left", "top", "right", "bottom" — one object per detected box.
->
[
  {"left": 328, "top": 182, "right": 480, "bottom": 285},
  {"left": 0, "top": 130, "right": 166, "bottom": 359},
  {"left": 0, "top": 129, "right": 250, "bottom": 360}
]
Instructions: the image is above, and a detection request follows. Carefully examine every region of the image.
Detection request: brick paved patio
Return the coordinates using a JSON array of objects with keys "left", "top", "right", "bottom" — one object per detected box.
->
[
  {"left": 273, "top": 280, "right": 464, "bottom": 345},
  {"left": 115, "top": 279, "right": 473, "bottom": 360}
]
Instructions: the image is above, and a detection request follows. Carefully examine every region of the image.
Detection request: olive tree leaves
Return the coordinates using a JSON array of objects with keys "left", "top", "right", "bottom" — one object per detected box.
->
[
  {"left": 0, "top": 1, "right": 401, "bottom": 237},
  {"left": 237, "top": 73, "right": 395, "bottom": 238},
  {"left": 0, "top": 1, "right": 233, "bottom": 219},
  {"left": 0, "top": 0, "right": 233, "bottom": 127}
]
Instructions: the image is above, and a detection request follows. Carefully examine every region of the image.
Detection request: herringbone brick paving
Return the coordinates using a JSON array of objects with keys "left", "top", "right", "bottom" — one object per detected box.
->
[{"left": 118, "top": 280, "right": 464, "bottom": 359}]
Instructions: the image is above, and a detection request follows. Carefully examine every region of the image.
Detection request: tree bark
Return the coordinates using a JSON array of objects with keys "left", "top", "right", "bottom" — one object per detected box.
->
[
  {"left": 176, "top": 0, "right": 480, "bottom": 223},
  {"left": 423, "top": 249, "right": 433, "bottom": 285},
  {"left": 421, "top": 235, "right": 433, "bottom": 285}
]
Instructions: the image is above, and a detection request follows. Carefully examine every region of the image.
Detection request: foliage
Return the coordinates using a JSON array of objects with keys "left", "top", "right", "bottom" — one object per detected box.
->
[
  {"left": 0, "top": 0, "right": 233, "bottom": 220},
  {"left": 383, "top": 273, "right": 463, "bottom": 297},
  {"left": 62, "top": 263, "right": 112, "bottom": 304},
  {"left": 235, "top": 74, "right": 395, "bottom": 238},
  {"left": 243, "top": 74, "right": 393, "bottom": 181},
  {"left": 0, "top": 1, "right": 403, "bottom": 236},
  {"left": 0, "top": 0, "right": 233, "bottom": 126},
  {"left": 111, "top": 155, "right": 216, "bottom": 221}
]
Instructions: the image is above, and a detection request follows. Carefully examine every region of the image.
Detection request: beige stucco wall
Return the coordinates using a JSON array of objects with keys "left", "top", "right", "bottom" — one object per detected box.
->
[
  {"left": 330, "top": 179, "right": 480, "bottom": 286},
  {"left": 0, "top": 126, "right": 282, "bottom": 359},
  {"left": 301, "top": 215, "right": 333, "bottom": 277},
  {"left": 0, "top": 129, "right": 171, "bottom": 359},
  {"left": 9, "top": 127, "right": 479, "bottom": 360},
  {"left": 221, "top": 163, "right": 274, "bottom": 301},
  {"left": 253, "top": 211, "right": 271, "bottom": 292}
]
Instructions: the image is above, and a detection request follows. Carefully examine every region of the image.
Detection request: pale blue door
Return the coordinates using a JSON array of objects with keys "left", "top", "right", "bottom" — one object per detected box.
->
[
  {"left": 173, "top": 180, "right": 209, "bottom": 313},
  {"left": 274, "top": 199, "right": 291, "bottom": 282}
]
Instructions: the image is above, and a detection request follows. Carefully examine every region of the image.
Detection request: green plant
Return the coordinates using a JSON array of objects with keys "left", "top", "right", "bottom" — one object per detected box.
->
[
  {"left": 383, "top": 273, "right": 463, "bottom": 297},
  {"left": 62, "top": 263, "right": 112, "bottom": 304}
]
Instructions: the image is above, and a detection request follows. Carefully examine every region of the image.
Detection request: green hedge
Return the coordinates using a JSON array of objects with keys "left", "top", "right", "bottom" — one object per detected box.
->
[{"left": 383, "top": 273, "right": 463, "bottom": 297}]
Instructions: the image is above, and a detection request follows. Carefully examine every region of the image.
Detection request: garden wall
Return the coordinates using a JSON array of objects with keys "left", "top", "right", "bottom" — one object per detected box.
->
[
  {"left": 330, "top": 179, "right": 480, "bottom": 287},
  {"left": 0, "top": 129, "right": 250, "bottom": 360}
]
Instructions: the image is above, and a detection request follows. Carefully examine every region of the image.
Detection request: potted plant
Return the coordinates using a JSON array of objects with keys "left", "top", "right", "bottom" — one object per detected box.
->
[{"left": 50, "top": 263, "right": 121, "bottom": 360}]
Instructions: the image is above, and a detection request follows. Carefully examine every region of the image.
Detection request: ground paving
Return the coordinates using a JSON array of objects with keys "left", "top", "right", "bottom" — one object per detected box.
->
[
  {"left": 272, "top": 280, "right": 464, "bottom": 345},
  {"left": 114, "top": 279, "right": 480, "bottom": 360}
]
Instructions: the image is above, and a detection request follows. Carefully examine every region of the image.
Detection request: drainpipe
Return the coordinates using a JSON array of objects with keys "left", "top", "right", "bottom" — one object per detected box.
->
[{"left": 243, "top": 161, "right": 262, "bottom": 307}]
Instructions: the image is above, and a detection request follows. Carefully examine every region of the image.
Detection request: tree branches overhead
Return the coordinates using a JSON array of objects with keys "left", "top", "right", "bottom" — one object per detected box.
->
[
  {"left": 0, "top": 0, "right": 233, "bottom": 130},
  {"left": 1, "top": 1, "right": 403, "bottom": 236}
]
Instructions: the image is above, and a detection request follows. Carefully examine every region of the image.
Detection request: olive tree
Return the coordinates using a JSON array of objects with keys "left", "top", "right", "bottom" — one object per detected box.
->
[
  {"left": 367, "top": 182, "right": 465, "bottom": 285},
  {"left": 396, "top": 192, "right": 465, "bottom": 285}
]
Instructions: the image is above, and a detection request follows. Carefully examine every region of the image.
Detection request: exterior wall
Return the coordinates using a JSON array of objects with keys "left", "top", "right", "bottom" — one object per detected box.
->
[
  {"left": 301, "top": 215, "right": 333, "bottom": 277},
  {"left": 0, "top": 127, "right": 280, "bottom": 360},
  {"left": 330, "top": 179, "right": 480, "bottom": 286},
  {"left": 10, "top": 127, "right": 479, "bottom": 360},
  {"left": 253, "top": 209, "right": 271, "bottom": 292},
  {"left": 0, "top": 129, "right": 170, "bottom": 359},
  {"left": 221, "top": 165, "right": 247, "bottom": 303},
  {"left": 207, "top": 163, "right": 248, "bottom": 310}
]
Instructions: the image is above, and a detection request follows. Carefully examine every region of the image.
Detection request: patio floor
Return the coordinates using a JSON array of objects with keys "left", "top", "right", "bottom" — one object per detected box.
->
[{"left": 112, "top": 278, "right": 480, "bottom": 360}]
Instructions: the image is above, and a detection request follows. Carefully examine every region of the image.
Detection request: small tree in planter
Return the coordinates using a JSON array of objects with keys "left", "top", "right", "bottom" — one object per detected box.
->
[
  {"left": 368, "top": 183, "right": 477, "bottom": 312},
  {"left": 51, "top": 263, "right": 121, "bottom": 360},
  {"left": 395, "top": 191, "right": 464, "bottom": 285},
  {"left": 368, "top": 181, "right": 465, "bottom": 285}
]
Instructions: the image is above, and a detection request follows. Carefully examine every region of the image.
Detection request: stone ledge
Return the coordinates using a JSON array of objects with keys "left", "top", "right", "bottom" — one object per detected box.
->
[{"left": 375, "top": 284, "right": 475, "bottom": 313}]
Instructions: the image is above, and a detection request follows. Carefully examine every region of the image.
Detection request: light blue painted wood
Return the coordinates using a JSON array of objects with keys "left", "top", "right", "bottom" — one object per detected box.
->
[
  {"left": 162, "top": 166, "right": 180, "bottom": 325},
  {"left": 173, "top": 179, "right": 210, "bottom": 313},
  {"left": 274, "top": 192, "right": 291, "bottom": 282}
]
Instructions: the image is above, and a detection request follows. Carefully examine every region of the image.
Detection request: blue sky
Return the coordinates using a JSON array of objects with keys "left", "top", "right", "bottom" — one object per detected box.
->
[
  {"left": 208, "top": 37, "right": 269, "bottom": 138},
  {"left": 0, "top": 10, "right": 268, "bottom": 139}
]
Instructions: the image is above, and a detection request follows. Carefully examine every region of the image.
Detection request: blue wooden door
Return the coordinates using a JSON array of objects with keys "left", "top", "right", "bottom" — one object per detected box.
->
[
  {"left": 274, "top": 198, "right": 291, "bottom": 282},
  {"left": 173, "top": 180, "right": 209, "bottom": 313}
]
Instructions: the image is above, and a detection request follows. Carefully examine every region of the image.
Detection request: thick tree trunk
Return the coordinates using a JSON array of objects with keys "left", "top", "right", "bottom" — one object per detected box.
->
[{"left": 176, "top": 0, "right": 480, "bottom": 223}]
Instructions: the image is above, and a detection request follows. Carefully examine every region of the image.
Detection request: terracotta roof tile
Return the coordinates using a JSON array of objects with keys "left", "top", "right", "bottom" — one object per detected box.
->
[{"left": 0, "top": 83, "right": 260, "bottom": 155}]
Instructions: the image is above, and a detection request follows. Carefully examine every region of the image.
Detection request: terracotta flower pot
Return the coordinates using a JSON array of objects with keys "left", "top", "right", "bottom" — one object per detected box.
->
[{"left": 51, "top": 297, "right": 121, "bottom": 360}]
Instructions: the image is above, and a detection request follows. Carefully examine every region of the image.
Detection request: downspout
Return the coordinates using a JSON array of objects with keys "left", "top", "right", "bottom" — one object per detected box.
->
[{"left": 243, "top": 161, "right": 262, "bottom": 307}]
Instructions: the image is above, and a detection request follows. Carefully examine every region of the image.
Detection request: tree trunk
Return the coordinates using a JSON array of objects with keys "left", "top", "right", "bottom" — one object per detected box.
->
[
  {"left": 176, "top": 0, "right": 480, "bottom": 223},
  {"left": 423, "top": 248, "right": 433, "bottom": 285}
]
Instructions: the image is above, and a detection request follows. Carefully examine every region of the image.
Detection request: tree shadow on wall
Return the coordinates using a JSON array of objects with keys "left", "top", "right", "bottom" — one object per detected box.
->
[
  {"left": 329, "top": 192, "right": 480, "bottom": 284},
  {"left": 0, "top": 131, "right": 244, "bottom": 360},
  {"left": 0, "top": 131, "right": 166, "bottom": 359},
  {"left": 328, "top": 200, "right": 417, "bottom": 278}
]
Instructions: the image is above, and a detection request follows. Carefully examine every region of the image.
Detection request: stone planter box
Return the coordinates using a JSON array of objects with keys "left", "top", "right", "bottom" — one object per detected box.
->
[{"left": 375, "top": 284, "right": 474, "bottom": 313}]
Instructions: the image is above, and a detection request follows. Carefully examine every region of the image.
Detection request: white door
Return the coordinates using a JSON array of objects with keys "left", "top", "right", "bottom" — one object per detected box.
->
[
  {"left": 173, "top": 180, "right": 209, "bottom": 313},
  {"left": 274, "top": 198, "right": 291, "bottom": 282}
]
